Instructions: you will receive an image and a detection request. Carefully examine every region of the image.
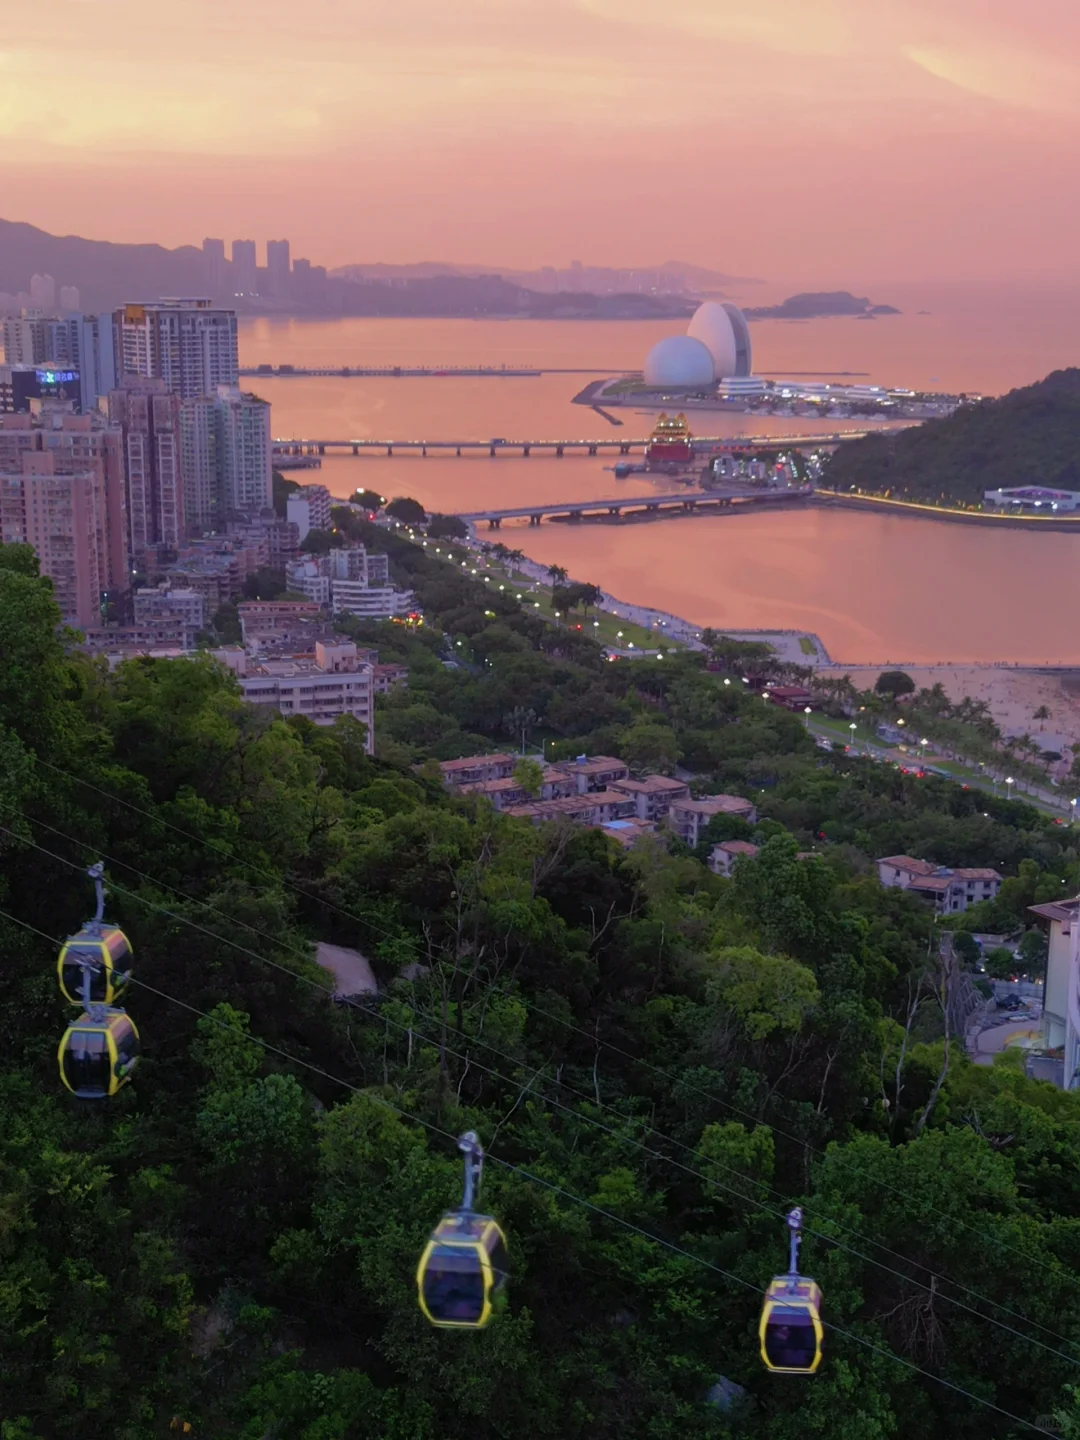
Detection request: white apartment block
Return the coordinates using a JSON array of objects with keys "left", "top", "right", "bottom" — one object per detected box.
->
[
  {"left": 214, "top": 639, "right": 374, "bottom": 747},
  {"left": 113, "top": 300, "right": 239, "bottom": 401},
  {"left": 331, "top": 580, "right": 415, "bottom": 619},
  {"left": 132, "top": 585, "right": 205, "bottom": 632},
  {"left": 215, "top": 385, "right": 271, "bottom": 515},
  {"left": 287, "top": 483, "right": 332, "bottom": 541},
  {"left": 286, "top": 559, "right": 332, "bottom": 606}
]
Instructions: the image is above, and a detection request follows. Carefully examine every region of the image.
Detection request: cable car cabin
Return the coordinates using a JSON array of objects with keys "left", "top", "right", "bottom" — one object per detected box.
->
[
  {"left": 417, "top": 1213, "right": 508, "bottom": 1329},
  {"left": 58, "top": 926, "right": 132, "bottom": 1006},
  {"left": 760, "top": 1275, "right": 824, "bottom": 1375},
  {"left": 58, "top": 1012, "right": 140, "bottom": 1099}
]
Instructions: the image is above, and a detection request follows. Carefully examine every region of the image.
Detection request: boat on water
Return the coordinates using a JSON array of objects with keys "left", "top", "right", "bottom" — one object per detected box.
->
[{"left": 645, "top": 412, "right": 694, "bottom": 469}]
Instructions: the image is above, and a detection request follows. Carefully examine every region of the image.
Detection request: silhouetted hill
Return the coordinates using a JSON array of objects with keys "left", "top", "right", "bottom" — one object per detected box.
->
[
  {"left": 0, "top": 217, "right": 206, "bottom": 311},
  {"left": 826, "top": 368, "right": 1080, "bottom": 502},
  {"left": 335, "top": 274, "right": 693, "bottom": 318},
  {"left": 745, "top": 291, "right": 899, "bottom": 320}
]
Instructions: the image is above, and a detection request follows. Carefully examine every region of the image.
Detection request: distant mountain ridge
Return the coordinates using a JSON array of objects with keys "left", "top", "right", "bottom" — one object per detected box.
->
[
  {"left": 0, "top": 217, "right": 206, "bottom": 312},
  {"left": 0, "top": 217, "right": 745, "bottom": 317},
  {"left": 332, "top": 259, "right": 764, "bottom": 294}
]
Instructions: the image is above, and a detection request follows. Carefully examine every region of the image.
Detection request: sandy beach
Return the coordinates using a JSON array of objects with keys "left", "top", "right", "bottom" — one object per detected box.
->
[{"left": 821, "top": 663, "right": 1080, "bottom": 755}]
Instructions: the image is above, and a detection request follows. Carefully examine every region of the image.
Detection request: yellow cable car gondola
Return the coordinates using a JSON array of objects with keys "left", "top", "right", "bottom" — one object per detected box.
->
[
  {"left": 58, "top": 1010, "right": 140, "bottom": 1099},
  {"left": 760, "top": 1207, "right": 824, "bottom": 1375},
  {"left": 58, "top": 925, "right": 132, "bottom": 1005},
  {"left": 417, "top": 1131, "right": 508, "bottom": 1330}
]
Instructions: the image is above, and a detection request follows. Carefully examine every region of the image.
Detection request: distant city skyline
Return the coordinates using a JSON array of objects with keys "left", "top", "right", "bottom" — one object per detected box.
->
[{"left": 0, "top": 0, "right": 1077, "bottom": 287}]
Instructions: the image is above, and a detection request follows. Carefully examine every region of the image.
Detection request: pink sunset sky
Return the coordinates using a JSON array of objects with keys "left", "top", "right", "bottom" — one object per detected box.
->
[{"left": 2, "top": 0, "right": 1078, "bottom": 286}]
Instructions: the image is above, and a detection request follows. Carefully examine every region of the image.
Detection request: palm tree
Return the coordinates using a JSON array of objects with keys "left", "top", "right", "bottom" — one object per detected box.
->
[
  {"left": 1034, "top": 705, "right": 1051, "bottom": 731},
  {"left": 547, "top": 564, "right": 569, "bottom": 585},
  {"left": 504, "top": 706, "right": 538, "bottom": 755}
]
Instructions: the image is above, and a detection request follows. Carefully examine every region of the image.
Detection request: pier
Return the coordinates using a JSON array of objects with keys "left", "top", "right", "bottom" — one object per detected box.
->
[
  {"left": 271, "top": 431, "right": 873, "bottom": 460},
  {"left": 459, "top": 486, "right": 813, "bottom": 527},
  {"left": 242, "top": 364, "right": 616, "bottom": 379}
]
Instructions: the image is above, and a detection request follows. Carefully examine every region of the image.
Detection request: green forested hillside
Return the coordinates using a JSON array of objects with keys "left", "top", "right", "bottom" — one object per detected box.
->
[
  {"left": 5, "top": 534, "right": 1080, "bottom": 1439},
  {"left": 826, "top": 368, "right": 1080, "bottom": 503}
]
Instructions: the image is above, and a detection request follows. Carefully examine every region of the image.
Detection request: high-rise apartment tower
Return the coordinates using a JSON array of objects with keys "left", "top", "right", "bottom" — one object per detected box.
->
[{"left": 113, "top": 299, "right": 239, "bottom": 401}]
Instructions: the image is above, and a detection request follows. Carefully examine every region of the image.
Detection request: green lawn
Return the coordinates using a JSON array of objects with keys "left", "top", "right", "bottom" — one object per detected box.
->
[
  {"left": 799, "top": 637, "right": 816, "bottom": 656},
  {"left": 416, "top": 539, "right": 682, "bottom": 653}
]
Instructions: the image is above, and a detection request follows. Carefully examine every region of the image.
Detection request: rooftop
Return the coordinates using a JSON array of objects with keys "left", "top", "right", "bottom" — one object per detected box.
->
[
  {"left": 555, "top": 755, "right": 627, "bottom": 775},
  {"left": 879, "top": 855, "right": 939, "bottom": 876},
  {"left": 601, "top": 818, "right": 657, "bottom": 849},
  {"left": 612, "top": 775, "right": 687, "bottom": 794},
  {"left": 671, "top": 794, "right": 754, "bottom": 815},
  {"left": 881, "top": 855, "right": 1001, "bottom": 884},
  {"left": 504, "top": 796, "right": 599, "bottom": 821},
  {"left": 1030, "top": 896, "right": 1080, "bottom": 925},
  {"left": 714, "top": 840, "right": 759, "bottom": 856},
  {"left": 440, "top": 752, "right": 516, "bottom": 775}
]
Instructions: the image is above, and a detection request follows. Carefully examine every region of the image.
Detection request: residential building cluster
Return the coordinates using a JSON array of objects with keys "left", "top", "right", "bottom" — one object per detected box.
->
[
  {"left": 439, "top": 752, "right": 756, "bottom": 849},
  {"left": 282, "top": 483, "right": 417, "bottom": 621},
  {"left": 0, "top": 297, "right": 276, "bottom": 630},
  {"left": 200, "top": 237, "right": 329, "bottom": 307}
]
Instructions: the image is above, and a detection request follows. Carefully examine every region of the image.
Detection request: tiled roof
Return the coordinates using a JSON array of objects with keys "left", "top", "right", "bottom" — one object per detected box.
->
[
  {"left": 878, "top": 855, "right": 939, "bottom": 876},
  {"left": 612, "top": 775, "right": 687, "bottom": 794},
  {"left": 672, "top": 794, "right": 754, "bottom": 815},
  {"left": 440, "top": 752, "right": 516, "bottom": 774}
]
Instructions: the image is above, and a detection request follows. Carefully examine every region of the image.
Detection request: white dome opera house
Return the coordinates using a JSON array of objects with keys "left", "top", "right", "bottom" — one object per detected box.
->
[
  {"left": 643, "top": 334, "right": 715, "bottom": 389},
  {"left": 687, "top": 301, "right": 752, "bottom": 379},
  {"left": 641, "top": 301, "right": 754, "bottom": 391}
]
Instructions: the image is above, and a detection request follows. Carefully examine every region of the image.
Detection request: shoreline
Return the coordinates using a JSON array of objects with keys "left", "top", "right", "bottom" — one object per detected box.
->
[
  {"left": 814, "top": 491, "right": 1080, "bottom": 532},
  {"left": 459, "top": 525, "right": 1080, "bottom": 671}
]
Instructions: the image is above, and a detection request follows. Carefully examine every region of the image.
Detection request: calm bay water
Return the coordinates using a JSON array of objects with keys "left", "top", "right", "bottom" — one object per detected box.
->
[{"left": 240, "top": 287, "right": 1080, "bottom": 664}]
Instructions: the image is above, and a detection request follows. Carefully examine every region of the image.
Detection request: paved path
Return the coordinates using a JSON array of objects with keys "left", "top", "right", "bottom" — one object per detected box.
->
[{"left": 316, "top": 942, "right": 378, "bottom": 996}]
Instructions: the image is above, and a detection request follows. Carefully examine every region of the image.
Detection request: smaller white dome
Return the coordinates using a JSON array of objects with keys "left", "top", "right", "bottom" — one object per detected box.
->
[{"left": 643, "top": 335, "right": 715, "bottom": 389}]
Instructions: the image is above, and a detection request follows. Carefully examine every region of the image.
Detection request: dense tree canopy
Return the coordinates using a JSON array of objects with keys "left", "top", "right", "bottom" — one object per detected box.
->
[
  {"left": 2, "top": 534, "right": 1080, "bottom": 1439},
  {"left": 826, "top": 368, "right": 1080, "bottom": 503}
]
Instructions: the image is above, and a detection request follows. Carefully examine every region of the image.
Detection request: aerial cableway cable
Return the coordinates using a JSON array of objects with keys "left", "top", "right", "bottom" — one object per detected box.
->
[
  {"left": 0, "top": 899, "right": 1064, "bottom": 1437},
  {"left": 27, "top": 755, "right": 1070, "bottom": 1285},
  {"left": 5, "top": 818, "right": 1080, "bottom": 1373},
  {"left": 29, "top": 752, "right": 1073, "bottom": 1280}
]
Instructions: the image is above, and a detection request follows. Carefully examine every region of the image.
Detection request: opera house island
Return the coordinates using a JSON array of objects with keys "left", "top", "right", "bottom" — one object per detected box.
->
[{"left": 584, "top": 301, "right": 957, "bottom": 421}]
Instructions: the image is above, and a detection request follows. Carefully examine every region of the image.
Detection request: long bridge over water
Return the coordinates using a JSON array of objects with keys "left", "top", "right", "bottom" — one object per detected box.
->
[
  {"left": 272, "top": 431, "right": 874, "bottom": 460},
  {"left": 459, "top": 486, "right": 813, "bottom": 527}
]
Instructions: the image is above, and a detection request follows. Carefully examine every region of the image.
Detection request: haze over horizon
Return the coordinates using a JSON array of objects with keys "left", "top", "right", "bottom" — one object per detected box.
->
[{"left": 3, "top": 0, "right": 1079, "bottom": 290}]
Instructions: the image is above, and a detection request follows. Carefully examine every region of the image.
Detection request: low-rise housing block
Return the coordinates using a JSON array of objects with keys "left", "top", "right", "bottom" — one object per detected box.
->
[
  {"left": 877, "top": 855, "right": 1002, "bottom": 913},
  {"left": 213, "top": 638, "right": 373, "bottom": 747},
  {"left": 669, "top": 794, "right": 758, "bottom": 847},
  {"left": 609, "top": 774, "right": 689, "bottom": 822},
  {"left": 709, "top": 839, "right": 761, "bottom": 876}
]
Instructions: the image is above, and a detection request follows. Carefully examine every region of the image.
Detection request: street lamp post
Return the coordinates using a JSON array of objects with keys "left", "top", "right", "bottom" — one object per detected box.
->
[
  {"left": 804, "top": 705, "right": 812, "bottom": 730},
  {"left": 1005, "top": 776, "right": 1015, "bottom": 801},
  {"left": 848, "top": 721, "right": 857, "bottom": 753}
]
